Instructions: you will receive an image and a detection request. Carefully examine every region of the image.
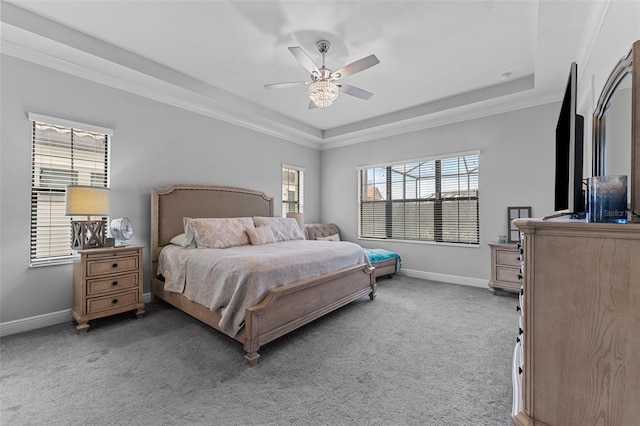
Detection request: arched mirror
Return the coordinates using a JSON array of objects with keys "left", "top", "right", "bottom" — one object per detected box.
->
[{"left": 593, "top": 39, "right": 639, "bottom": 222}]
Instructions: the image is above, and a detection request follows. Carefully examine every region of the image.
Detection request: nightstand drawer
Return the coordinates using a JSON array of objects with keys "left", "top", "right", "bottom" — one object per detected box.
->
[
  {"left": 496, "top": 249, "right": 520, "bottom": 267},
  {"left": 86, "top": 256, "right": 139, "bottom": 276},
  {"left": 496, "top": 266, "right": 520, "bottom": 283},
  {"left": 87, "top": 290, "right": 138, "bottom": 314},
  {"left": 87, "top": 273, "right": 139, "bottom": 295}
]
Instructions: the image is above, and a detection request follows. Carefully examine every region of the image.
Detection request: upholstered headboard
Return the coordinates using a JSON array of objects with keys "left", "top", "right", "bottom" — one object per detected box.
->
[
  {"left": 150, "top": 184, "right": 273, "bottom": 271},
  {"left": 305, "top": 223, "right": 340, "bottom": 240}
]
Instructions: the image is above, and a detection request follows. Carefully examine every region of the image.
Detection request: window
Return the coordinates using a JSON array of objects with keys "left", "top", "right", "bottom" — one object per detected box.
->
[
  {"left": 29, "top": 113, "right": 111, "bottom": 266},
  {"left": 281, "top": 164, "right": 304, "bottom": 217},
  {"left": 358, "top": 152, "right": 479, "bottom": 245}
]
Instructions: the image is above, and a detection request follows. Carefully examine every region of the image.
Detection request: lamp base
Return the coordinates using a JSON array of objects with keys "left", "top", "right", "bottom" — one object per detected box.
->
[{"left": 71, "top": 220, "right": 106, "bottom": 250}]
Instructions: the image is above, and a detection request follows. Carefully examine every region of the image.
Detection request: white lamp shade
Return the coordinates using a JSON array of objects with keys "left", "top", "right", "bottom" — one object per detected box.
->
[{"left": 65, "top": 185, "right": 110, "bottom": 216}]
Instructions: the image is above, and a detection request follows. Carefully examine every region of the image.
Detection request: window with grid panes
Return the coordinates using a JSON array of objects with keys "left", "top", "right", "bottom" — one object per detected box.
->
[
  {"left": 281, "top": 165, "right": 304, "bottom": 217},
  {"left": 29, "top": 113, "right": 111, "bottom": 266},
  {"left": 358, "top": 152, "right": 479, "bottom": 245}
]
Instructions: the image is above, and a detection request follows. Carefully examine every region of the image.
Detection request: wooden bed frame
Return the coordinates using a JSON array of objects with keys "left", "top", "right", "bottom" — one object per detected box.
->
[{"left": 150, "top": 184, "right": 376, "bottom": 366}]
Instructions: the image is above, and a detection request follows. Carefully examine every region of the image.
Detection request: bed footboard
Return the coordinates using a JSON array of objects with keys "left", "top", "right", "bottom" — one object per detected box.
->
[{"left": 243, "top": 263, "right": 375, "bottom": 366}]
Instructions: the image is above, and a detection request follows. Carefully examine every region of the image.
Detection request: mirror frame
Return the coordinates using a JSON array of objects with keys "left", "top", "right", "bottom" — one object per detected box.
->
[{"left": 593, "top": 39, "right": 639, "bottom": 222}]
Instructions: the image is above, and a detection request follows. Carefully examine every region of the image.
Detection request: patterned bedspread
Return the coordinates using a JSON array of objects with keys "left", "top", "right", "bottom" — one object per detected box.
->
[{"left": 158, "top": 240, "right": 368, "bottom": 336}]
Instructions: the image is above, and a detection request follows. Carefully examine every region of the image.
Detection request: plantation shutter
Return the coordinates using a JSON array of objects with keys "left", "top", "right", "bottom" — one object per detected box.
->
[
  {"left": 358, "top": 152, "right": 479, "bottom": 245},
  {"left": 282, "top": 164, "right": 304, "bottom": 217},
  {"left": 29, "top": 113, "right": 111, "bottom": 266}
]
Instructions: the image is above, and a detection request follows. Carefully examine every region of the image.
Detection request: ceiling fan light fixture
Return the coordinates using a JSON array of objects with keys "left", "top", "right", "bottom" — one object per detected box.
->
[{"left": 308, "top": 79, "right": 339, "bottom": 107}]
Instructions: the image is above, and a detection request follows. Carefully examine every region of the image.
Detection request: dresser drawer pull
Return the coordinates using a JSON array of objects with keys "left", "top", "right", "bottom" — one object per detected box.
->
[
  {"left": 519, "top": 367, "right": 523, "bottom": 375},
  {"left": 519, "top": 327, "right": 523, "bottom": 335},
  {"left": 516, "top": 337, "right": 520, "bottom": 343},
  {"left": 112, "top": 263, "right": 118, "bottom": 268},
  {"left": 112, "top": 281, "right": 118, "bottom": 286},
  {"left": 516, "top": 305, "right": 521, "bottom": 312},
  {"left": 112, "top": 299, "right": 118, "bottom": 304}
]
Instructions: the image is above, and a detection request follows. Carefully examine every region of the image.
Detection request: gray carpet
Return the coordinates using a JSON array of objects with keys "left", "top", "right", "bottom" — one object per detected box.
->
[{"left": 1, "top": 276, "right": 517, "bottom": 426}]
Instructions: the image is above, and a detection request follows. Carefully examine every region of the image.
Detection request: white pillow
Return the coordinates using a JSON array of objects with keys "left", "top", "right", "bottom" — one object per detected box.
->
[
  {"left": 184, "top": 217, "right": 254, "bottom": 249},
  {"left": 169, "top": 233, "right": 189, "bottom": 247},
  {"left": 316, "top": 233, "right": 340, "bottom": 241},
  {"left": 252, "top": 217, "right": 305, "bottom": 242},
  {"left": 246, "top": 226, "right": 276, "bottom": 246}
]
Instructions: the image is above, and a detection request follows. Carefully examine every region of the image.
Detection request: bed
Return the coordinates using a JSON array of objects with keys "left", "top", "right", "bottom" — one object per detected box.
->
[{"left": 151, "top": 184, "right": 376, "bottom": 366}]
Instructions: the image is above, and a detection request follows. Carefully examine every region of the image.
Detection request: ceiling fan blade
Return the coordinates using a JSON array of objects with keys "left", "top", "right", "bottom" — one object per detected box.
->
[
  {"left": 288, "top": 47, "right": 320, "bottom": 74},
  {"left": 264, "top": 81, "right": 308, "bottom": 89},
  {"left": 335, "top": 54, "right": 380, "bottom": 78},
  {"left": 339, "top": 84, "right": 374, "bottom": 100},
  {"left": 308, "top": 100, "right": 318, "bottom": 109}
]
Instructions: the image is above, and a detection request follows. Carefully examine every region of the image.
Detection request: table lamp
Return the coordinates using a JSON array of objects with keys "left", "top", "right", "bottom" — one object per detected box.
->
[{"left": 65, "top": 185, "right": 110, "bottom": 250}]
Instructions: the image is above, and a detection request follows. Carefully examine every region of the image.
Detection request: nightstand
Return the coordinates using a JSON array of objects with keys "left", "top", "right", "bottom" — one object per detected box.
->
[
  {"left": 71, "top": 245, "right": 145, "bottom": 332},
  {"left": 488, "top": 242, "right": 521, "bottom": 292}
]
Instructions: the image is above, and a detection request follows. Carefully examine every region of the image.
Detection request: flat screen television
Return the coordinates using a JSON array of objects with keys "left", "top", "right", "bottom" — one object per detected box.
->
[{"left": 553, "top": 62, "right": 585, "bottom": 218}]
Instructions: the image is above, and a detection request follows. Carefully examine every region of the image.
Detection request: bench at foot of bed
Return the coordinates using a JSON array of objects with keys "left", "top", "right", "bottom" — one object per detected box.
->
[{"left": 364, "top": 248, "right": 401, "bottom": 279}]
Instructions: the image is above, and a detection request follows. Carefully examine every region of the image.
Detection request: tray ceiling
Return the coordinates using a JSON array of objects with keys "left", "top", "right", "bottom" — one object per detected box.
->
[{"left": 1, "top": 1, "right": 594, "bottom": 149}]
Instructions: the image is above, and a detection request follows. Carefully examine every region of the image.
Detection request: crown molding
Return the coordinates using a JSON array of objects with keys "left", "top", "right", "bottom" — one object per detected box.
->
[
  {"left": 0, "top": 2, "right": 566, "bottom": 151},
  {"left": 320, "top": 90, "right": 560, "bottom": 150}
]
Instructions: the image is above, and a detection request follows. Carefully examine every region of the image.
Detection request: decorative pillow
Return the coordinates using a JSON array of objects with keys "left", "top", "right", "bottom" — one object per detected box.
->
[
  {"left": 316, "top": 233, "right": 340, "bottom": 241},
  {"left": 246, "top": 226, "right": 276, "bottom": 246},
  {"left": 169, "top": 233, "right": 189, "bottom": 247},
  {"left": 252, "top": 217, "right": 305, "bottom": 242},
  {"left": 184, "top": 217, "right": 254, "bottom": 249}
]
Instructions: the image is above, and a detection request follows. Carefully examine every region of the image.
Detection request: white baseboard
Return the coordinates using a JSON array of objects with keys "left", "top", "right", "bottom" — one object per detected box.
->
[
  {"left": 2, "top": 278, "right": 485, "bottom": 336},
  {"left": 1, "top": 292, "right": 153, "bottom": 337},
  {"left": 0, "top": 309, "right": 72, "bottom": 337},
  {"left": 397, "top": 268, "right": 490, "bottom": 289}
]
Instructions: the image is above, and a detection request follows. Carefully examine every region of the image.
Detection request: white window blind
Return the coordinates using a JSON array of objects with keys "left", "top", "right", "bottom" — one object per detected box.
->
[
  {"left": 358, "top": 152, "right": 479, "bottom": 245},
  {"left": 29, "top": 115, "right": 111, "bottom": 266},
  {"left": 282, "top": 164, "right": 304, "bottom": 217}
]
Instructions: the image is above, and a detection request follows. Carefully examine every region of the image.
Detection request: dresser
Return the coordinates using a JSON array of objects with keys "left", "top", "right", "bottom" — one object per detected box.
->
[
  {"left": 71, "top": 245, "right": 145, "bottom": 332},
  {"left": 488, "top": 242, "right": 521, "bottom": 292},
  {"left": 512, "top": 219, "right": 640, "bottom": 426}
]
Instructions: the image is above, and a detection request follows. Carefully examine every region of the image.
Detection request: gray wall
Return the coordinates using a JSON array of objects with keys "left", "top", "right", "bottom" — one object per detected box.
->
[
  {"left": 1, "top": 0, "right": 637, "bottom": 327},
  {"left": 0, "top": 55, "right": 321, "bottom": 323},
  {"left": 320, "top": 103, "right": 559, "bottom": 283}
]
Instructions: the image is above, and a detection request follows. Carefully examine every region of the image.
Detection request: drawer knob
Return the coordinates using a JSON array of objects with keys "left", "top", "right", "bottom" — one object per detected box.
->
[
  {"left": 112, "top": 263, "right": 118, "bottom": 268},
  {"left": 519, "top": 367, "right": 523, "bottom": 375},
  {"left": 112, "top": 281, "right": 118, "bottom": 286},
  {"left": 519, "top": 327, "right": 523, "bottom": 335},
  {"left": 516, "top": 305, "right": 521, "bottom": 312},
  {"left": 112, "top": 299, "right": 118, "bottom": 304},
  {"left": 516, "top": 337, "right": 520, "bottom": 343}
]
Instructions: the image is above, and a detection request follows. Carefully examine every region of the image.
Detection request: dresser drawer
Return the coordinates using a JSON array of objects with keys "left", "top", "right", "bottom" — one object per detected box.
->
[
  {"left": 496, "top": 265, "right": 521, "bottom": 283},
  {"left": 496, "top": 249, "right": 520, "bottom": 267},
  {"left": 87, "top": 290, "right": 138, "bottom": 314},
  {"left": 86, "top": 255, "right": 139, "bottom": 276},
  {"left": 87, "top": 273, "right": 139, "bottom": 295}
]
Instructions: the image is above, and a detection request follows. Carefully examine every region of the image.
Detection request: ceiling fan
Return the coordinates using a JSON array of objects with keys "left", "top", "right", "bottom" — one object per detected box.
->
[{"left": 265, "top": 40, "right": 380, "bottom": 109}]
